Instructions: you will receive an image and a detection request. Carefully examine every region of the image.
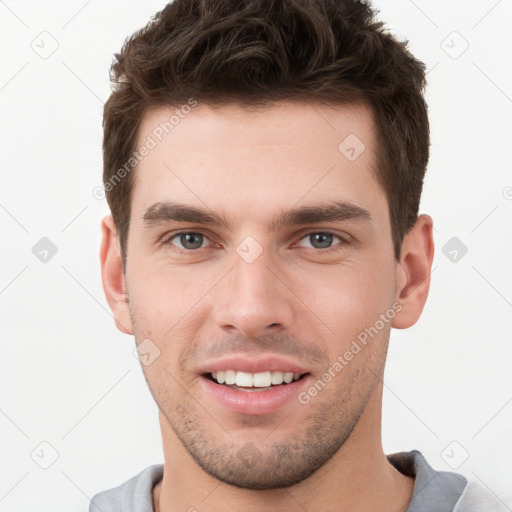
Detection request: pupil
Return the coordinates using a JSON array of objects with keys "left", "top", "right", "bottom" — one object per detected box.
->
[
  {"left": 311, "top": 233, "right": 333, "bottom": 249},
  {"left": 181, "top": 233, "right": 203, "bottom": 249}
]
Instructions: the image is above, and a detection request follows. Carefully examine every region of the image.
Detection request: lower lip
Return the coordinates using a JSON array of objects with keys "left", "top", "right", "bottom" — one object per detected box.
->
[{"left": 199, "top": 375, "right": 310, "bottom": 415}]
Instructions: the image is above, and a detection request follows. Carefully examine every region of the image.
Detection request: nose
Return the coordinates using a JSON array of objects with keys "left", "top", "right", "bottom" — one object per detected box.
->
[{"left": 212, "top": 252, "right": 295, "bottom": 339}]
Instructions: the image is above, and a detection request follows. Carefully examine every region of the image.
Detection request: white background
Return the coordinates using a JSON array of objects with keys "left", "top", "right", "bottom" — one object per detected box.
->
[{"left": 0, "top": 0, "right": 511, "bottom": 510}]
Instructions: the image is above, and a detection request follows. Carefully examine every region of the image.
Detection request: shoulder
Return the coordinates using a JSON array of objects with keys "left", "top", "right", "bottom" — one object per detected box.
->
[
  {"left": 89, "top": 464, "right": 164, "bottom": 512},
  {"left": 387, "top": 450, "right": 506, "bottom": 512}
]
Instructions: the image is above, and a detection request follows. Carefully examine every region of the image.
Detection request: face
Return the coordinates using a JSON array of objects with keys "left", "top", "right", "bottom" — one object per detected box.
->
[{"left": 110, "top": 101, "right": 407, "bottom": 489}]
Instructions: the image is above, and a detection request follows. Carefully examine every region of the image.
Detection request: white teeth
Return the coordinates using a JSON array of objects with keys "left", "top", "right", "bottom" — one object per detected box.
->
[
  {"left": 235, "top": 371, "right": 253, "bottom": 387},
  {"left": 283, "top": 372, "right": 294, "bottom": 384},
  {"left": 253, "top": 371, "right": 272, "bottom": 388},
  {"left": 210, "top": 370, "right": 303, "bottom": 387},
  {"left": 225, "top": 369, "right": 236, "bottom": 385},
  {"left": 271, "top": 371, "right": 284, "bottom": 385}
]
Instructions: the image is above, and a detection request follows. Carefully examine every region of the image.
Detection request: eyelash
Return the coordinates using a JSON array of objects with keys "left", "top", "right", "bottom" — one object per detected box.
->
[{"left": 161, "top": 230, "right": 350, "bottom": 252}]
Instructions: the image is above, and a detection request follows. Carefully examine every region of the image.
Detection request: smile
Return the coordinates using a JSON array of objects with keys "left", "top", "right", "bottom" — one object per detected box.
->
[
  {"left": 209, "top": 370, "right": 303, "bottom": 389},
  {"left": 200, "top": 370, "right": 311, "bottom": 414}
]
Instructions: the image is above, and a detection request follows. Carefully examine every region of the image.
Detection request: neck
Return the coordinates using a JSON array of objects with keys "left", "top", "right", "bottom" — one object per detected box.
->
[{"left": 154, "top": 384, "right": 414, "bottom": 512}]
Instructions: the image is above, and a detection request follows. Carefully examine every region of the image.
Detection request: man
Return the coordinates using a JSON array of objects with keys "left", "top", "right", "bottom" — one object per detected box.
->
[{"left": 92, "top": 0, "right": 502, "bottom": 510}]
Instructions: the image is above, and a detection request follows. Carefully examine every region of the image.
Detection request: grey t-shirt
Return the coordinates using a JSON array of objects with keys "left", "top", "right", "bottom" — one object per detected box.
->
[{"left": 89, "top": 450, "right": 505, "bottom": 511}]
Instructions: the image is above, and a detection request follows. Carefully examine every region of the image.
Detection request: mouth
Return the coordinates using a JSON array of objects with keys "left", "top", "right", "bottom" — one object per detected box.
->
[
  {"left": 205, "top": 370, "right": 309, "bottom": 392},
  {"left": 199, "top": 367, "right": 312, "bottom": 415}
]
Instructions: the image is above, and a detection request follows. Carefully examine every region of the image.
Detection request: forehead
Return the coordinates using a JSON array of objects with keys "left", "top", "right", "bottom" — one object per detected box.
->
[
  {"left": 137, "top": 100, "right": 376, "bottom": 160},
  {"left": 131, "top": 101, "right": 387, "bottom": 227}
]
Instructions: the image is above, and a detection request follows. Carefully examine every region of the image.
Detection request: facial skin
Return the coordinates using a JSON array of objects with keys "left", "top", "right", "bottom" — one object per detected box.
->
[{"left": 101, "top": 101, "right": 434, "bottom": 512}]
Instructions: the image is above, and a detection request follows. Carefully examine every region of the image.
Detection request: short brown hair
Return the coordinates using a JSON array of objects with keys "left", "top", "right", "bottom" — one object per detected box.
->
[{"left": 103, "top": 0, "right": 429, "bottom": 265}]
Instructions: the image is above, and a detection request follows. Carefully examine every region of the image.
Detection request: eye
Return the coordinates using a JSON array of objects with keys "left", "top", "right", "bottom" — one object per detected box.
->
[
  {"left": 168, "top": 232, "right": 210, "bottom": 250},
  {"left": 298, "top": 232, "right": 345, "bottom": 249}
]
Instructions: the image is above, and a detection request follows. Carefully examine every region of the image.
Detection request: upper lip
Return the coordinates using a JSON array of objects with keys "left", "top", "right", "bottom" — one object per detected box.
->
[{"left": 198, "top": 355, "right": 309, "bottom": 375}]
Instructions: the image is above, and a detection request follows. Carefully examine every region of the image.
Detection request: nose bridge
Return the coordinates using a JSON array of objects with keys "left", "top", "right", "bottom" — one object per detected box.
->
[{"left": 213, "top": 247, "right": 294, "bottom": 337}]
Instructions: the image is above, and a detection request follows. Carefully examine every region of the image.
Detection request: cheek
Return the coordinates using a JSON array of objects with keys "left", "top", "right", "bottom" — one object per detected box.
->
[
  {"left": 130, "top": 259, "right": 192, "bottom": 307},
  {"left": 127, "top": 263, "right": 217, "bottom": 345},
  {"left": 289, "top": 259, "right": 395, "bottom": 342}
]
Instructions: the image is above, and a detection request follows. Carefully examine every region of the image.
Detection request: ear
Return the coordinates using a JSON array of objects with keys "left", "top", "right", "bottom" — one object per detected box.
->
[
  {"left": 100, "top": 215, "right": 133, "bottom": 335},
  {"left": 392, "top": 214, "right": 434, "bottom": 329}
]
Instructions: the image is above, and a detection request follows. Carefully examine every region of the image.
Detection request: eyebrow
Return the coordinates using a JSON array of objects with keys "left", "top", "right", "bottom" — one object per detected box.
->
[{"left": 141, "top": 200, "right": 373, "bottom": 230}]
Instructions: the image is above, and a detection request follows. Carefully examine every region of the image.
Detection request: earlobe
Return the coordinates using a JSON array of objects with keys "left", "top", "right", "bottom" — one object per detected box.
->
[
  {"left": 100, "top": 215, "right": 133, "bottom": 335},
  {"left": 392, "top": 214, "right": 435, "bottom": 329}
]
